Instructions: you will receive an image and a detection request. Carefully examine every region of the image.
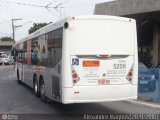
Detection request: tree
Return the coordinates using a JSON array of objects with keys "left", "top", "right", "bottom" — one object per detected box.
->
[
  {"left": 28, "top": 23, "right": 48, "bottom": 34},
  {"left": 0, "top": 37, "right": 13, "bottom": 41}
]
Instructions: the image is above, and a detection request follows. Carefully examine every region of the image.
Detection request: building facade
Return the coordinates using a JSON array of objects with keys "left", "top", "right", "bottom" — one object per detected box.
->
[
  {"left": 94, "top": 0, "right": 160, "bottom": 67},
  {"left": 0, "top": 41, "right": 14, "bottom": 55}
]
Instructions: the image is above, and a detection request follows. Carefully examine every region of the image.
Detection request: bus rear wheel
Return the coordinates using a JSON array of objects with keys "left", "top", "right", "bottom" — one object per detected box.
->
[
  {"left": 40, "top": 79, "right": 48, "bottom": 102},
  {"left": 17, "top": 69, "right": 21, "bottom": 84},
  {"left": 33, "top": 76, "right": 40, "bottom": 97}
]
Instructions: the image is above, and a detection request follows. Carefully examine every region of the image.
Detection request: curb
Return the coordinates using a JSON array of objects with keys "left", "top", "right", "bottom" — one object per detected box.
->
[{"left": 126, "top": 100, "right": 160, "bottom": 109}]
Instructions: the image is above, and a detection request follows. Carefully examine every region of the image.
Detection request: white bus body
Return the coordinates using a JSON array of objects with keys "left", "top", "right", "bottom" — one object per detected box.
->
[{"left": 14, "top": 15, "right": 138, "bottom": 104}]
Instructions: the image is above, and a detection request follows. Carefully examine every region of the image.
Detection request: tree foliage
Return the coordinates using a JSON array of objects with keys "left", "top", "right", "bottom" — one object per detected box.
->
[
  {"left": 0, "top": 37, "right": 13, "bottom": 41},
  {"left": 28, "top": 23, "right": 48, "bottom": 34}
]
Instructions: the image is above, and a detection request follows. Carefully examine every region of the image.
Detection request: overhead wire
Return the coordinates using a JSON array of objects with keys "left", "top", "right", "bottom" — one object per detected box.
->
[
  {"left": 0, "top": 1, "right": 73, "bottom": 39},
  {"left": 45, "top": 8, "right": 59, "bottom": 18},
  {"left": 0, "top": 32, "right": 27, "bottom": 36},
  {"left": 7, "top": 1, "right": 65, "bottom": 18},
  {"left": 7, "top": 0, "right": 71, "bottom": 8},
  {"left": 2, "top": 0, "right": 15, "bottom": 18},
  {"left": 60, "top": 0, "right": 71, "bottom": 4},
  {"left": 0, "top": 13, "right": 9, "bottom": 21},
  {"left": 51, "top": 0, "right": 71, "bottom": 18},
  {"left": 7, "top": 0, "right": 71, "bottom": 18},
  {"left": 7, "top": 1, "right": 58, "bottom": 8},
  {"left": 0, "top": 32, "right": 12, "bottom": 35},
  {"left": 7, "top": 0, "right": 95, "bottom": 10},
  {"left": 0, "top": 20, "right": 10, "bottom": 24},
  {"left": 4, "top": 0, "right": 18, "bottom": 17},
  {"left": 0, "top": 2, "right": 12, "bottom": 19}
]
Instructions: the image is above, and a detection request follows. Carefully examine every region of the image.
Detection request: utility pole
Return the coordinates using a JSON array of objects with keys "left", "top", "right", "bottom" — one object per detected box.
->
[{"left": 12, "top": 18, "right": 22, "bottom": 42}]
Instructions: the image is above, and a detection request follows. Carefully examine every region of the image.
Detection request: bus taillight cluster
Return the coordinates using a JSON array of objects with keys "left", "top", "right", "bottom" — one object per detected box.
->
[
  {"left": 126, "top": 65, "right": 133, "bottom": 82},
  {"left": 72, "top": 68, "right": 80, "bottom": 85}
]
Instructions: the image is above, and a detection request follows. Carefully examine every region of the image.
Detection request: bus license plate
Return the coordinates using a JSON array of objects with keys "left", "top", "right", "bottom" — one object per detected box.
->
[
  {"left": 98, "top": 80, "right": 110, "bottom": 85},
  {"left": 140, "top": 81, "right": 148, "bottom": 84}
]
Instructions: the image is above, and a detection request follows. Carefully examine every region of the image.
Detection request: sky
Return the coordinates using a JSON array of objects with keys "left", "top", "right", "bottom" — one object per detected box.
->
[{"left": 0, "top": 0, "right": 115, "bottom": 41}]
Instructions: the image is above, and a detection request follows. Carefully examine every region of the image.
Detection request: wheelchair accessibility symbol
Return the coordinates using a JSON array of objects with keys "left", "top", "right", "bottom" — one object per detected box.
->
[{"left": 72, "top": 58, "right": 79, "bottom": 65}]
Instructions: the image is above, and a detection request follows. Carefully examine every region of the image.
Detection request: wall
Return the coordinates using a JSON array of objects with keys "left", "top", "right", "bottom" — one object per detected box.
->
[{"left": 94, "top": 0, "right": 160, "bottom": 16}]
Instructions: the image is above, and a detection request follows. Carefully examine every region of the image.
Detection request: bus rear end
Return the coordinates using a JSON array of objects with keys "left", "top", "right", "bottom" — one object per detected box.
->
[{"left": 62, "top": 16, "right": 138, "bottom": 104}]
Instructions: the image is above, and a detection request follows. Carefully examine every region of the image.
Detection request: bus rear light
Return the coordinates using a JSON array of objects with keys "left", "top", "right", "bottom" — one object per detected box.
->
[
  {"left": 129, "top": 72, "right": 132, "bottom": 77},
  {"left": 126, "top": 65, "right": 133, "bottom": 82},
  {"left": 72, "top": 73, "right": 77, "bottom": 78},
  {"left": 73, "top": 79, "right": 77, "bottom": 83},
  {"left": 72, "top": 77, "right": 79, "bottom": 85},
  {"left": 72, "top": 67, "right": 80, "bottom": 85},
  {"left": 129, "top": 78, "right": 132, "bottom": 81}
]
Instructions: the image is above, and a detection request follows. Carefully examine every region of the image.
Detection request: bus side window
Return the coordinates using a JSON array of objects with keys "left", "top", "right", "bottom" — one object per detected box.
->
[
  {"left": 48, "top": 48, "right": 54, "bottom": 67},
  {"left": 23, "top": 52, "right": 27, "bottom": 64},
  {"left": 17, "top": 52, "right": 22, "bottom": 63},
  {"left": 47, "top": 27, "right": 63, "bottom": 68},
  {"left": 31, "top": 49, "right": 38, "bottom": 65}
]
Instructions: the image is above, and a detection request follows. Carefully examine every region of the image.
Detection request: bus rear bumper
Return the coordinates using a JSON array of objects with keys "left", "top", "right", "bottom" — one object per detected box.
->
[{"left": 62, "top": 85, "right": 137, "bottom": 104}]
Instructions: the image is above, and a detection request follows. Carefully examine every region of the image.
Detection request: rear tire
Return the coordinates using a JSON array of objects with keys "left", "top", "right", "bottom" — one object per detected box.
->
[
  {"left": 33, "top": 76, "right": 40, "bottom": 97},
  {"left": 17, "top": 69, "right": 21, "bottom": 84},
  {"left": 40, "top": 79, "right": 48, "bottom": 102}
]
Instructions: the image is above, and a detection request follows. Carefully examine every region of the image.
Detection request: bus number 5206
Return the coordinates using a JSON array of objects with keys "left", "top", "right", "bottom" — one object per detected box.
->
[{"left": 113, "top": 64, "right": 126, "bottom": 69}]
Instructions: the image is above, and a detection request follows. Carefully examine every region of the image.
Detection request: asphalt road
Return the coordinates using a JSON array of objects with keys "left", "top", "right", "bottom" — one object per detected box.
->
[{"left": 0, "top": 65, "right": 160, "bottom": 120}]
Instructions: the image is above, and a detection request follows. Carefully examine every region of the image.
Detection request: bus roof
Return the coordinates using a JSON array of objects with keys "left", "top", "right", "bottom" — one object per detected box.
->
[
  {"left": 15, "top": 15, "right": 135, "bottom": 45},
  {"left": 16, "top": 19, "right": 65, "bottom": 45}
]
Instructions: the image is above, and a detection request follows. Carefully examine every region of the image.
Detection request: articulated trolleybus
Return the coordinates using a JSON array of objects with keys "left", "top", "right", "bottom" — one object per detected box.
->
[{"left": 14, "top": 15, "right": 138, "bottom": 104}]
